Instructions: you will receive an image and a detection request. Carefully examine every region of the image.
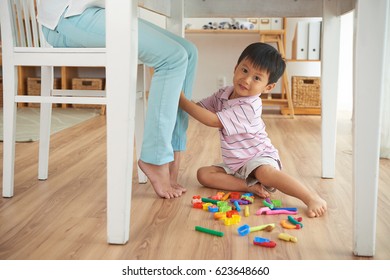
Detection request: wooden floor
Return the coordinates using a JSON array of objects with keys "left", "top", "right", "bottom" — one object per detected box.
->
[{"left": 0, "top": 110, "right": 389, "bottom": 260}]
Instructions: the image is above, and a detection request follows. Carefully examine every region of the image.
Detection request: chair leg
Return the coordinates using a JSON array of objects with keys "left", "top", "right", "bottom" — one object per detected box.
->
[
  {"left": 2, "top": 66, "right": 18, "bottom": 197},
  {"left": 135, "top": 64, "right": 147, "bottom": 184},
  {"left": 38, "top": 66, "right": 53, "bottom": 180}
]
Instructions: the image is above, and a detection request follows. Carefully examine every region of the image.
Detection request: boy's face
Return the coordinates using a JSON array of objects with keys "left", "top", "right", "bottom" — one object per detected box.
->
[{"left": 231, "top": 58, "right": 276, "bottom": 99}]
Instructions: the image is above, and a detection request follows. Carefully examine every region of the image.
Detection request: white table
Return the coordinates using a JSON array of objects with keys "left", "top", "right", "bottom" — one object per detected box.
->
[{"left": 105, "top": 0, "right": 389, "bottom": 257}]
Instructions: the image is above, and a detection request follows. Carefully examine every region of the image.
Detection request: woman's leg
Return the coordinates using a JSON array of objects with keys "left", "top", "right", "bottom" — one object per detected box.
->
[
  {"left": 42, "top": 7, "right": 106, "bottom": 47},
  {"left": 139, "top": 20, "right": 198, "bottom": 192},
  {"left": 137, "top": 19, "right": 196, "bottom": 198},
  {"left": 140, "top": 20, "right": 198, "bottom": 150}
]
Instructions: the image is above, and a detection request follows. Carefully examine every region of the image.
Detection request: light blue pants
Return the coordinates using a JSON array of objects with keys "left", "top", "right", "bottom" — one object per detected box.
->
[{"left": 42, "top": 7, "right": 198, "bottom": 165}]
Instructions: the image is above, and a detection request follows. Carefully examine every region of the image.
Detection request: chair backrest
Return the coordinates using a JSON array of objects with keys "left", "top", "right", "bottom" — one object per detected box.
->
[{"left": 1, "top": 0, "right": 45, "bottom": 49}]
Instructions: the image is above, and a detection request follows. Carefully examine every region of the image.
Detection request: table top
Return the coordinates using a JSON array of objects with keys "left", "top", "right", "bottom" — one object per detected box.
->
[{"left": 139, "top": 0, "right": 355, "bottom": 18}]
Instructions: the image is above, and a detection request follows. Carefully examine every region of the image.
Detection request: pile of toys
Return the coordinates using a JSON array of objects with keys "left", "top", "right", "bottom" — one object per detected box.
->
[{"left": 192, "top": 192, "right": 303, "bottom": 248}]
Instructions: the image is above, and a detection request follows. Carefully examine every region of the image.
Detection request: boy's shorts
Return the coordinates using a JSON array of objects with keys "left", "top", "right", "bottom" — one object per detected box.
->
[{"left": 214, "top": 156, "right": 281, "bottom": 193}]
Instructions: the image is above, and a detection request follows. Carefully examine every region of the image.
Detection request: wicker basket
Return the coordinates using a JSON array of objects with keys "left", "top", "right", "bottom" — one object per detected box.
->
[
  {"left": 72, "top": 78, "right": 105, "bottom": 110},
  {"left": 292, "top": 76, "right": 321, "bottom": 108},
  {"left": 27, "top": 77, "right": 61, "bottom": 107}
]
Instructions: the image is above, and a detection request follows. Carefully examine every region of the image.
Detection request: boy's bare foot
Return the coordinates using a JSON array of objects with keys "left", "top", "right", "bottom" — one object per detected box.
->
[
  {"left": 138, "top": 160, "right": 183, "bottom": 199},
  {"left": 250, "top": 183, "right": 271, "bottom": 198},
  {"left": 169, "top": 152, "right": 187, "bottom": 193},
  {"left": 306, "top": 195, "right": 327, "bottom": 217}
]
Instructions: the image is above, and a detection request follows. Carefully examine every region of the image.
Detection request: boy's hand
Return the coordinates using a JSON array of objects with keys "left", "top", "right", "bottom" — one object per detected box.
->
[
  {"left": 179, "top": 92, "right": 187, "bottom": 108},
  {"left": 179, "top": 93, "right": 223, "bottom": 128}
]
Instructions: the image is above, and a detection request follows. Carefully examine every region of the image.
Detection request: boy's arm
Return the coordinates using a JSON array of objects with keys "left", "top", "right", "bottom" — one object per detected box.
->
[{"left": 179, "top": 93, "right": 223, "bottom": 128}]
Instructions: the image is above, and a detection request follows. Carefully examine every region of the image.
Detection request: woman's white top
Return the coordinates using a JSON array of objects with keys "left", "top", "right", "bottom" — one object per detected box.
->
[{"left": 37, "top": 0, "right": 105, "bottom": 30}]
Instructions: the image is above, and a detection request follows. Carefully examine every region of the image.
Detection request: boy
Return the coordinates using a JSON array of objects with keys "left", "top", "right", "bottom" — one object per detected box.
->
[{"left": 179, "top": 42, "right": 327, "bottom": 217}]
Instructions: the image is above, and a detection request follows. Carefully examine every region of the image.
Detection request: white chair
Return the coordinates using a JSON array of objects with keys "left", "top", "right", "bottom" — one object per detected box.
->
[{"left": 1, "top": 0, "right": 147, "bottom": 243}]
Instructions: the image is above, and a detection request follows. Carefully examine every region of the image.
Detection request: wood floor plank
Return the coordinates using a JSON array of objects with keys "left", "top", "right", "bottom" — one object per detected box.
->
[{"left": 0, "top": 111, "right": 389, "bottom": 259}]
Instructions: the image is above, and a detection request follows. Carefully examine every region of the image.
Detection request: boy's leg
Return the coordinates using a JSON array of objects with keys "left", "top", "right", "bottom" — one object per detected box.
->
[
  {"left": 253, "top": 165, "right": 327, "bottom": 217},
  {"left": 197, "top": 166, "right": 271, "bottom": 198}
]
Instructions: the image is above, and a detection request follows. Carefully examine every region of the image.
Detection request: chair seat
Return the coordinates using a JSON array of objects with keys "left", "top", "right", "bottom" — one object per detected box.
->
[
  {"left": 13, "top": 47, "right": 107, "bottom": 67},
  {"left": 14, "top": 47, "right": 106, "bottom": 53}
]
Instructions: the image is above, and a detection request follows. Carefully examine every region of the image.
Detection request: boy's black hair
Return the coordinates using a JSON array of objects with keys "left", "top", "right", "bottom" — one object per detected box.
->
[{"left": 237, "top": 42, "right": 286, "bottom": 84}]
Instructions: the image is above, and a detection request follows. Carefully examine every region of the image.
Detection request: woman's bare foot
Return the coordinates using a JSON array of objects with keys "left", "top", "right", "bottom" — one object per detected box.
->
[
  {"left": 306, "top": 195, "right": 327, "bottom": 217},
  {"left": 169, "top": 152, "right": 187, "bottom": 193},
  {"left": 250, "top": 183, "right": 271, "bottom": 198},
  {"left": 138, "top": 160, "right": 183, "bottom": 199}
]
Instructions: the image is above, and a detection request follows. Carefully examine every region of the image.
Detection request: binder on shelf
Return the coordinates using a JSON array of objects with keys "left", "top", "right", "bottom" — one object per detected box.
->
[
  {"left": 258, "top": 18, "right": 271, "bottom": 30},
  {"left": 292, "top": 21, "right": 308, "bottom": 60},
  {"left": 308, "top": 21, "right": 322, "bottom": 60},
  {"left": 271, "top": 18, "right": 283, "bottom": 30}
]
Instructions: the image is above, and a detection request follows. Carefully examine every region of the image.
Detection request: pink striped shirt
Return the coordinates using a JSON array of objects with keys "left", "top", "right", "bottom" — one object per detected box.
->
[{"left": 199, "top": 86, "right": 280, "bottom": 172}]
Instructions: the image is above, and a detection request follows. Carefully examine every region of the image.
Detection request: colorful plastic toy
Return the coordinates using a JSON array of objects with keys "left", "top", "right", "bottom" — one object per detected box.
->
[
  {"left": 192, "top": 195, "right": 202, "bottom": 204},
  {"left": 278, "top": 233, "right": 298, "bottom": 243},
  {"left": 244, "top": 205, "right": 250, "bottom": 217},
  {"left": 241, "top": 193, "right": 254, "bottom": 204},
  {"left": 230, "top": 199, "right": 249, "bottom": 205},
  {"left": 233, "top": 200, "right": 241, "bottom": 211},
  {"left": 262, "top": 199, "right": 274, "bottom": 209},
  {"left": 214, "top": 212, "right": 226, "bottom": 220},
  {"left": 219, "top": 205, "right": 232, "bottom": 213},
  {"left": 256, "top": 207, "right": 298, "bottom": 215},
  {"left": 226, "top": 210, "right": 239, "bottom": 218},
  {"left": 201, "top": 197, "right": 219, "bottom": 204},
  {"left": 253, "top": 236, "right": 276, "bottom": 248},
  {"left": 273, "top": 207, "right": 298, "bottom": 211},
  {"left": 193, "top": 202, "right": 203, "bottom": 209},
  {"left": 221, "top": 192, "right": 231, "bottom": 201},
  {"left": 237, "top": 223, "right": 275, "bottom": 236},
  {"left": 195, "top": 226, "right": 224, "bottom": 237},
  {"left": 271, "top": 199, "right": 282, "bottom": 207},
  {"left": 208, "top": 205, "right": 219, "bottom": 212},
  {"left": 211, "top": 192, "right": 225, "bottom": 200},
  {"left": 280, "top": 219, "right": 301, "bottom": 229},
  {"left": 250, "top": 224, "right": 275, "bottom": 232},
  {"left": 288, "top": 215, "right": 304, "bottom": 228},
  {"left": 223, "top": 214, "right": 241, "bottom": 226},
  {"left": 237, "top": 224, "right": 250, "bottom": 236},
  {"left": 230, "top": 192, "right": 241, "bottom": 199},
  {"left": 202, "top": 202, "right": 213, "bottom": 211}
]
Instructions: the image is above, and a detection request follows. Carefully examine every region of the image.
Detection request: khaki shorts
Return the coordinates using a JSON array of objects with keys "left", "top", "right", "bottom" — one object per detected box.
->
[{"left": 214, "top": 156, "right": 281, "bottom": 193}]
